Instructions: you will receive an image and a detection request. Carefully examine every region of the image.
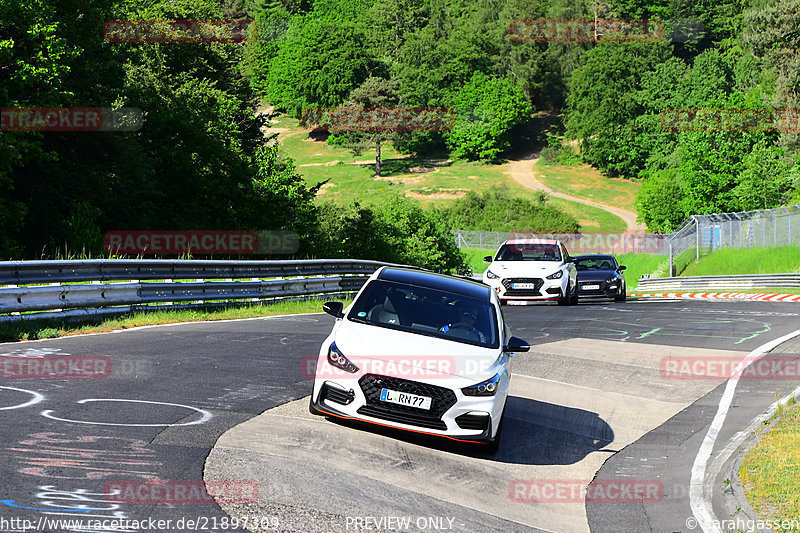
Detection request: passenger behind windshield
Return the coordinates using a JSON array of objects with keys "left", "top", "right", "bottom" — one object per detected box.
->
[
  {"left": 574, "top": 258, "right": 615, "bottom": 271},
  {"left": 496, "top": 244, "right": 561, "bottom": 261}
]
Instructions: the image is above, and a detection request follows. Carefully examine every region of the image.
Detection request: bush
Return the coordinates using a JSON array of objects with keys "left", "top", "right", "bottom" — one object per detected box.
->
[
  {"left": 440, "top": 187, "right": 580, "bottom": 233},
  {"left": 540, "top": 146, "right": 559, "bottom": 163},
  {"left": 312, "top": 196, "right": 469, "bottom": 274}
]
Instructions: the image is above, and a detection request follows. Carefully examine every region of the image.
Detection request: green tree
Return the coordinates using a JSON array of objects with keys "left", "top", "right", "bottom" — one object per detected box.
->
[
  {"left": 635, "top": 169, "right": 687, "bottom": 233},
  {"left": 445, "top": 73, "right": 532, "bottom": 160},
  {"left": 733, "top": 140, "right": 798, "bottom": 210},
  {"left": 266, "top": 0, "right": 373, "bottom": 116},
  {"left": 565, "top": 41, "right": 671, "bottom": 176},
  {"left": 329, "top": 76, "right": 402, "bottom": 177}
]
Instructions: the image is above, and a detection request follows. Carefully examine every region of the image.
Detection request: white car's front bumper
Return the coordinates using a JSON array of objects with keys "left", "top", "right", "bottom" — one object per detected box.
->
[
  {"left": 483, "top": 276, "right": 568, "bottom": 302},
  {"left": 310, "top": 368, "right": 509, "bottom": 443}
]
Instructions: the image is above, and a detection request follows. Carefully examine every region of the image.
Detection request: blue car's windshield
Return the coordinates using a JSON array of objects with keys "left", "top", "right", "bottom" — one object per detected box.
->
[
  {"left": 574, "top": 257, "right": 617, "bottom": 271},
  {"left": 347, "top": 280, "right": 499, "bottom": 349}
]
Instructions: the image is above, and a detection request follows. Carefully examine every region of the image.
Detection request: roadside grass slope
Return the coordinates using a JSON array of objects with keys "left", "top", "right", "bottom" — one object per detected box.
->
[
  {"left": 740, "top": 401, "right": 800, "bottom": 526},
  {"left": 681, "top": 246, "right": 800, "bottom": 277}
]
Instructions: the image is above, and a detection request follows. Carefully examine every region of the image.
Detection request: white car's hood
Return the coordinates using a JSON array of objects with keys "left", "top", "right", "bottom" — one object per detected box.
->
[
  {"left": 333, "top": 321, "right": 502, "bottom": 382},
  {"left": 486, "top": 260, "right": 563, "bottom": 277}
]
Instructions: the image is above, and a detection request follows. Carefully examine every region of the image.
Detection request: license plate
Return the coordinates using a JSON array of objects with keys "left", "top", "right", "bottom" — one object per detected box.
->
[
  {"left": 380, "top": 388, "right": 432, "bottom": 410},
  {"left": 512, "top": 282, "right": 537, "bottom": 289},
  {"left": 582, "top": 284, "right": 600, "bottom": 290}
]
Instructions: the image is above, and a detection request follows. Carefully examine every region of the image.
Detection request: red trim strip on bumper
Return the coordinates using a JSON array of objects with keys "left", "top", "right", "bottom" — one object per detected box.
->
[{"left": 315, "top": 407, "right": 486, "bottom": 444}]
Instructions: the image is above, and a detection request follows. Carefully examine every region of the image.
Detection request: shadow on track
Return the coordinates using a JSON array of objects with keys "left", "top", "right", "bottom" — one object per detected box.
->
[{"left": 324, "top": 395, "right": 614, "bottom": 466}]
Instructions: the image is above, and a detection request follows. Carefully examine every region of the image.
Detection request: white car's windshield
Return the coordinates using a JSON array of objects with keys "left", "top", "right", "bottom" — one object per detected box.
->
[
  {"left": 347, "top": 280, "right": 499, "bottom": 348},
  {"left": 495, "top": 243, "right": 562, "bottom": 262}
]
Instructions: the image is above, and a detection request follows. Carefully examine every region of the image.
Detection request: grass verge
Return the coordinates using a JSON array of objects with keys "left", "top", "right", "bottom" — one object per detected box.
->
[
  {"left": 634, "top": 288, "right": 800, "bottom": 296},
  {"left": 463, "top": 249, "right": 496, "bottom": 274},
  {"left": 0, "top": 298, "right": 353, "bottom": 343},
  {"left": 740, "top": 399, "right": 800, "bottom": 526},
  {"left": 615, "top": 253, "right": 668, "bottom": 292},
  {"left": 681, "top": 246, "right": 800, "bottom": 277}
]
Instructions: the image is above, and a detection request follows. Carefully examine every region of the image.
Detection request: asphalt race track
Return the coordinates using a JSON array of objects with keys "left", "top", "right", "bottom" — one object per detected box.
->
[{"left": 1, "top": 299, "right": 799, "bottom": 533}]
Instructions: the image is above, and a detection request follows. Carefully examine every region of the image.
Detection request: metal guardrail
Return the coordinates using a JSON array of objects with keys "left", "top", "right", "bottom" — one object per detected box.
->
[
  {"left": 0, "top": 259, "right": 390, "bottom": 323},
  {"left": 637, "top": 273, "right": 800, "bottom": 292}
]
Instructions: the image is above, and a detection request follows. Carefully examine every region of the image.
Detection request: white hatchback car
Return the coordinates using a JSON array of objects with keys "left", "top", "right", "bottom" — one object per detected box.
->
[
  {"left": 482, "top": 238, "right": 578, "bottom": 305},
  {"left": 309, "top": 266, "right": 529, "bottom": 452}
]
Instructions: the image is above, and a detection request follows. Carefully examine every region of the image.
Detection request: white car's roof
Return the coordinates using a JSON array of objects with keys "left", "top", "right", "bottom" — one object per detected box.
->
[{"left": 502, "top": 238, "right": 561, "bottom": 245}]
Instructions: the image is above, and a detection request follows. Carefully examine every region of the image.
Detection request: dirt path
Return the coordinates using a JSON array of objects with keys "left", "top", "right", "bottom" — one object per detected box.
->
[{"left": 504, "top": 155, "right": 645, "bottom": 231}]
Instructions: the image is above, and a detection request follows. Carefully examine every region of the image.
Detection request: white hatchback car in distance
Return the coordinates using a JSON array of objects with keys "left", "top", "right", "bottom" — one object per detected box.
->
[{"left": 482, "top": 239, "right": 578, "bottom": 305}]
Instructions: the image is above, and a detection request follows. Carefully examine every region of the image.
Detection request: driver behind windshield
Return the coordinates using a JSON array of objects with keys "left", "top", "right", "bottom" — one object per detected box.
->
[{"left": 440, "top": 301, "right": 487, "bottom": 343}]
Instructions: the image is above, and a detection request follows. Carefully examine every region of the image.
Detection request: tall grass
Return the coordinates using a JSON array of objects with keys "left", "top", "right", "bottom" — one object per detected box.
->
[
  {"left": 681, "top": 246, "right": 800, "bottom": 276},
  {"left": 615, "top": 253, "right": 669, "bottom": 291}
]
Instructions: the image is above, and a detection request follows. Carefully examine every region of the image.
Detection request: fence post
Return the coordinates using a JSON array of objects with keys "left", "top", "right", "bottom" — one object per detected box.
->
[
  {"left": 668, "top": 239, "right": 674, "bottom": 276},
  {"left": 734, "top": 213, "right": 742, "bottom": 248},
  {"left": 694, "top": 216, "right": 700, "bottom": 259},
  {"left": 772, "top": 210, "right": 777, "bottom": 247}
]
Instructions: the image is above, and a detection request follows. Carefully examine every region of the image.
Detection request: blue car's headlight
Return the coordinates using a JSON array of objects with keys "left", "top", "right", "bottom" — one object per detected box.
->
[
  {"left": 485, "top": 269, "right": 500, "bottom": 279},
  {"left": 327, "top": 342, "right": 359, "bottom": 373},
  {"left": 462, "top": 373, "right": 501, "bottom": 396},
  {"left": 546, "top": 270, "right": 563, "bottom": 280}
]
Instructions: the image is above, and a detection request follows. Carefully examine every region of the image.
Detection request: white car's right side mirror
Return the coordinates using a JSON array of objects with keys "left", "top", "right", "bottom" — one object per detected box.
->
[{"left": 504, "top": 336, "right": 530, "bottom": 353}]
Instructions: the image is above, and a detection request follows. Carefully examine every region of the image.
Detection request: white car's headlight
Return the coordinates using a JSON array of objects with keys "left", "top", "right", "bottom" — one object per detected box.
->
[
  {"left": 327, "top": 342, "right": 359, "bottom": 374},
  {"left": 485, "top": 269, "right": 500, "bottom": 279},
  {"left": 545, "top": 270, "right": 563, "bottom": 280},
  {"left": 462, "top": 373, "right": 501, "bottom": 396}
]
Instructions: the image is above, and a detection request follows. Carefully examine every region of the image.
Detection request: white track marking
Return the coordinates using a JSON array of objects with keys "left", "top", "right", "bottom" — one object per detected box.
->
[
  {"left": 0, "top": 386, "right": 45, "bottom": 411},
  {"left": 690, "top": 328, "right": 800, "bottom": 532},
  {"left": 41, "top": 398, "right": 212, "bottom": 427}
]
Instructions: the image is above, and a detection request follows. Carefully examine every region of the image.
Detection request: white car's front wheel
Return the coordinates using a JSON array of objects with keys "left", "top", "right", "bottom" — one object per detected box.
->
[
  {"left": 557, "top": 282, "right": 577, "bottom": 306},
  {"left": 484, "top": 414, "right": 504, "bottom": 454}
]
